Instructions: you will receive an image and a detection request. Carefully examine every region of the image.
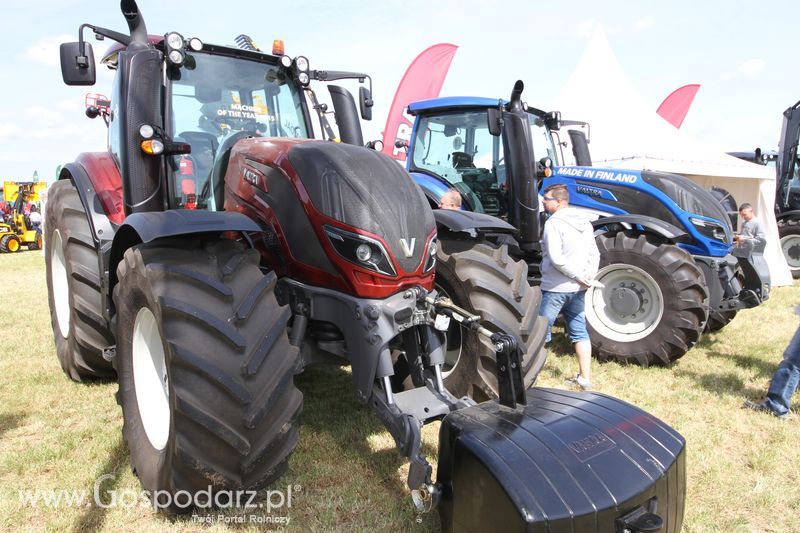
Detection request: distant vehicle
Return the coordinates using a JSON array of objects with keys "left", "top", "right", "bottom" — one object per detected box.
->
[{"left": 728, "top": 99, "right": 800, "bottom": 278}]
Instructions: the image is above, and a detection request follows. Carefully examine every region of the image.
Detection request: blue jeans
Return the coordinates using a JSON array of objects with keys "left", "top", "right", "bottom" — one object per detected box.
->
[
  {"left": 539, "top": 290, "right": 589, "bottom": 343},
  {"left": 765, "top": 324, "right": 800, "bottom": 415}
]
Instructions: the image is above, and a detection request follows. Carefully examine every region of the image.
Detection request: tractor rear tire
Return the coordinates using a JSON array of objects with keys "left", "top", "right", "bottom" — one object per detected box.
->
[
  {"left": 0, "top": 234, "right": 21, "bottom": 253},
  {"left": 28, "top": 229, "right": 43, "bottom": 251},
  {"left": 114, "top": 239, "right": 302, "bottom": 510},
  {"left": 435, "top": 241, "right": 547, "bottom": 401},
  {"left": 586, "top": 233, "right": 709, "bottom": 365},
  {"left": 44, "top": 180, "right": 115, "bottom": 381},
  {"left": 778, "top": 219, "right": 800, "bottom": 279}
]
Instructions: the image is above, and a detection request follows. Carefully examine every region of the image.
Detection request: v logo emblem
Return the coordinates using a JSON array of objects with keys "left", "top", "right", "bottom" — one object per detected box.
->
[{"left": 399, "top": 238, "right": 416, "bottom": 258}]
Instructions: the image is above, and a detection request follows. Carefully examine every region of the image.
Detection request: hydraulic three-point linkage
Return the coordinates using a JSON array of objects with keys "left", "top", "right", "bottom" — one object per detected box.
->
[{"left": 368, "top": 287, "right": 527, "bottom": 513}]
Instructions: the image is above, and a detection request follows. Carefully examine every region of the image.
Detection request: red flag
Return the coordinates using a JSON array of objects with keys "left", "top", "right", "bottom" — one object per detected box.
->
[
  {"left": 381, "top": 43, "right": 458, "bottom": 161},
  {"left": 656, "top": 84, "right": 701, "bottom": 129}
]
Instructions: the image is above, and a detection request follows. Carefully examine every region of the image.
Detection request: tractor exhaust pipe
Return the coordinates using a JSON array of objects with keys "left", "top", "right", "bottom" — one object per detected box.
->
[
  {"left": 503, "top": 80, "right": 539, "bottom": 250},
  {"left": 120, "top": 0, "right": 149, "bottom": 48}
]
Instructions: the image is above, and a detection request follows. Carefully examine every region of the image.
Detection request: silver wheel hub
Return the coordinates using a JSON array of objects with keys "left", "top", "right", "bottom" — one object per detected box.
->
[
  {"left": 780, "top": 234, "right": 800, "bottom": 269},
  {"left": 586, "top": 264, "right": 664, "bottom": 342},
  {"left": 50, "top": 229, "right": 71, "bottom": 338},
  {"left": 132, "top": 307, "right": 170, "bottom": 451}
]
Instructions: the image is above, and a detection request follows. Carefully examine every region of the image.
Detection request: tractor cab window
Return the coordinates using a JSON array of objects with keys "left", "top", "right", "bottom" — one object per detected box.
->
[
  {"left": 168, "top": 52, "right": 309, "bottom": 210},
  {"left": 411, "top": 110, "right": 507, "bottom": 217},
  {"left": 527, "top": 112, "right": 560, "bottom": 165}
]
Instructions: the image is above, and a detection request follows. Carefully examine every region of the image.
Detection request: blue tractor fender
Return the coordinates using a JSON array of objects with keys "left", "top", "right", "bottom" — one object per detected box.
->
[{"left": 591, "top": 214, "right": 689, "bottom": 243}]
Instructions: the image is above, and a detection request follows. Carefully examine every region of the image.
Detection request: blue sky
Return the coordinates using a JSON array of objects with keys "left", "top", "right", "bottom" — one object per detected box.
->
[{"left": 2, "top": 0, "right": 798, "bottom": 182}]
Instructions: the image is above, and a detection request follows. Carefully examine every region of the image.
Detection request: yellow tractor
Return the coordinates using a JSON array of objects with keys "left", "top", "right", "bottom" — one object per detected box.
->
[{"left": 0, "top": 181, "right": 45, "bottom": 252}]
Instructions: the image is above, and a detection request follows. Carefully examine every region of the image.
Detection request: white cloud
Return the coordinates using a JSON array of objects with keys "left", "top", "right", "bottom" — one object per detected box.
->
[
  {"left": 0, "top": 123, "right": 20, "bottom": 138},
  {"left": 720, "top": 58, "right": 767, "bottom": 82},
  {"left": 25, "top": 34, "right": 74, "bottom": 67},
  {"left": 26, "top": 106, "right": 63, "bottom": 124},
  {"left": 633, "top": 17, "right": 655, "bottom": 31},
  {"left": 738, "top": 58, "right": 766, "bottom": 79}
]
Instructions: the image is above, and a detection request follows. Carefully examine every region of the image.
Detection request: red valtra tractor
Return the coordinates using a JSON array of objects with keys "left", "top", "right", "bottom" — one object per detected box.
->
[{"left": 48, "top": 1, "right": 686, "bottom": 529}]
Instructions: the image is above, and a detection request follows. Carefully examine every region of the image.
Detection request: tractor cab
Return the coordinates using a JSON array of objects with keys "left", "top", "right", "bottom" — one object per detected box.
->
[
  {"left": 65, "top": 29, "right": 372, "bottom": 218},
  {"left": 408, "top": 98, "right": 559, "bottom": 218}
]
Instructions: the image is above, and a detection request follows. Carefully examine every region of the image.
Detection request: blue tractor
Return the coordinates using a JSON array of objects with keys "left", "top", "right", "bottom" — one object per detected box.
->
[{"left": 404, "top": 83, "right": 771, "bottom": 366}]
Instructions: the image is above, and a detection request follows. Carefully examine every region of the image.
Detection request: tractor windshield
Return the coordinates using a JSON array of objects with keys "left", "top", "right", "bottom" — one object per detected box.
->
[
  {"left": 410, "top": 109, "right": 557, "bottom": 217},
  {"left": 167, "top": 51, "right": 309, "bottom": 210}
]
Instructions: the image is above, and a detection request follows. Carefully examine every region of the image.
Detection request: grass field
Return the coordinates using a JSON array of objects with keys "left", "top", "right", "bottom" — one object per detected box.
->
[{"left": 0, "top": 249, "right": 798, "bottom": 531}]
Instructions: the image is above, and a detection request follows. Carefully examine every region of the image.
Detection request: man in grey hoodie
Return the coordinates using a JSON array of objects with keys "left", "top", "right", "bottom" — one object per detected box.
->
[{"left": 539, "top": 184, "right": 601, "bottom": 391}]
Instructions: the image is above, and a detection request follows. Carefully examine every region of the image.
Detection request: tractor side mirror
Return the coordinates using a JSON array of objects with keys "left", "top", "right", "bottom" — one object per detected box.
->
[
  {"left": 60, "top": 42, "right": 96, "bottom": 86},
  {"left": 359, "top": 86, "right": 373, "bottom": 121},
  {"left": 487, "top": 108, "right": 502, "bottom": 137}
]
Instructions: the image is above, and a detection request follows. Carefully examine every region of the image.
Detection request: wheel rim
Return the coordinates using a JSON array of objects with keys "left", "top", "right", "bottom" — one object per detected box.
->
[
  {"left": 132, "top": 307, "right": 170, "bottom": 451},
  {"left": 780, "top": 234, "right": 800, "bottom": 271},
  {"left": 434, "top": 282, "right": 463, "bottom": 378},
  {"left": 50, "top": 230, "right": 71, "bottom": 338},
  {"left": 9, "top": 238, "right": 19, "bottom": 252},
  {"left": 585, "top": 263, "right": 664, "bottom": 342}
]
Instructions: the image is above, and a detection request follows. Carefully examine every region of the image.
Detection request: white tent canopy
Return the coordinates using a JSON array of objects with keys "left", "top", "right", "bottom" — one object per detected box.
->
[{"left": 552, "top": 27, "right": 792, "bottom": 287}]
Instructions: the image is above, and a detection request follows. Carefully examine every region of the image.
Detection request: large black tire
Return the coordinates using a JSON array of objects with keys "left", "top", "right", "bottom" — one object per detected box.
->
[
  {"left": 44, "top": 180, "right": 115, "bottom": 381},
  {"left": 114, "top": 239, "right": 302, "bottom": 510},
  {"left": 435, "top": 241, "right": 548, "bottom": 401},
  {"left": 586, "top": 233, "right": 709, "bottom": 365},
  {"left": 0, "top": 234, "right": 21, "bottom": 253},
  {"left": 778, "top": 219, "right": 800, "bottom": 279},
  {"left": 705, "top": 309, "right": 738, "bottom": 332},
  {"left": 27, "top": 229, "right": 43, "bottom": 251}
]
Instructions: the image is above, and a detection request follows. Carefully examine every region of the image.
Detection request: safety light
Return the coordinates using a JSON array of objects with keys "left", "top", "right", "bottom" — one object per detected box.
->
[
  {"left": 294, "top": 56, "right": 309, "bottom": 72},
  {"left": 164, "top": 32, "right": 185, "bottom": 66},
  {"left": 272, "top": 39, "right": 285, "bottom": 55},
  {"left": 141, "top": 139, "right": 164, "bottom": 155},
  {"left": 165, "top": 32, "right": 184, "bottom": 50},
  {"left": 139, "top": 124, "right": 154, "bottom": 139}
]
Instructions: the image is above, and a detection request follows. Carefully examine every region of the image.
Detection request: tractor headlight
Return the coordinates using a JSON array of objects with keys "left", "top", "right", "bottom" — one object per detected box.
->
[
  {"left": 294, "top": 56, "right": 309, "bottom": 72},
  {"left": 139, "top": 124, "right": 155, "bottom": 139},
  {"left": 690, "top": 217, "right": 729, "bottom": 243},
  {"left": 166, "top": 32, "right": 184, "bottom": 50},
  {"left": 188, "top": 38, "right": 203, "bottom": 51},
  {"left": 297, "top": 72, "right": 310, "bottom": 86},
  {"left": 280, "top": 55, "right": 293, "bottom": 68},
  {"left": 423, "top": 237, "right": 437, "bottom": 273},
  {"left": 324, "top": 225, "right": 396, "bottom": 277}
]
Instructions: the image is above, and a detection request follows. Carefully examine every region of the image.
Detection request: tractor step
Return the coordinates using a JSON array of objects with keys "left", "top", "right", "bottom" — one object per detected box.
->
[{"left": 436, "top": 387, "right": 685, "bottom": 532}]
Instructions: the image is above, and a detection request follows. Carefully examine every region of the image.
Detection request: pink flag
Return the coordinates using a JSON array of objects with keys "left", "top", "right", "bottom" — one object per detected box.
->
[
  {"left": 381, "top": 43, "right": 458, "bottom": 161},
  {"left": 656, "top": 84, "right": 701, "bottom": 129}
]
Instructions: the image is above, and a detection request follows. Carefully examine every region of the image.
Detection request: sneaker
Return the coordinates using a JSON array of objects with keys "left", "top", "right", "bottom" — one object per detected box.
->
[
  {"left": 743, "top": 400, "right": 788, "bottom": 420},
  {"left": 565, "top": 374, "right": 592, "bottom": 391}
]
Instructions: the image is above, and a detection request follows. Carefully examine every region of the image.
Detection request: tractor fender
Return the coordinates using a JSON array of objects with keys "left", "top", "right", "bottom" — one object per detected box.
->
[
  {"left": 433, "top": 209, "right": 516, "bottom": 235},
  {"left": 60, "top": 154, "right": 123, "bottom": 245},
  {"left": 776, "top": 210, "right": 800, "bottom": 223},
  {"left": 592, "top": 214, "right": 688, "bottom": 242},
  {"left": 108, "top": 210, "right": 261, "bottom": 294}
]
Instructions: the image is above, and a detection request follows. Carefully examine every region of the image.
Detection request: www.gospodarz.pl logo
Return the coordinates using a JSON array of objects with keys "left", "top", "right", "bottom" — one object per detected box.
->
[{"left": 18, "top": 475, "right": 298, "bottom": 513}]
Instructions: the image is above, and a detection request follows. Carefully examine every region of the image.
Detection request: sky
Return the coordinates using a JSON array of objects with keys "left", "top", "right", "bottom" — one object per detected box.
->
[{"left": 1, "top": 0, "right": 799, "bottom": 183}]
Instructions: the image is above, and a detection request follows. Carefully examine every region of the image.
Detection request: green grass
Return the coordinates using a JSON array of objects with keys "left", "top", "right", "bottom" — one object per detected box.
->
[{"left": 1, "top": 249, "right": 798, "bottom": 531}]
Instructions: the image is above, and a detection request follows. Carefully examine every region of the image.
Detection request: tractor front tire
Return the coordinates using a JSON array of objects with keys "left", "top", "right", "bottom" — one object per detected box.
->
[
  {"left": 44, "top": 180, "right": 115, "bottom": 381},
  {"left": 778, "top": 219, "right": 800, "bottom": 279},
  {"left": 586, "top": 233, "right": 709, "bottom": 365},
  {"left": 435, "top": 241, "right": 547, "bottom": 401},
  {"left": 705, "top": 309, "right": 737, "bottom": 332},
  {"left": 0, "top": 234, "right": 21, "bottom": 253},
  {"left": 28, "top": 229, "right": 43, "bottom": 251},
  {"left": 114, "top": 239, "right": 302, "bottom": 510}
]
